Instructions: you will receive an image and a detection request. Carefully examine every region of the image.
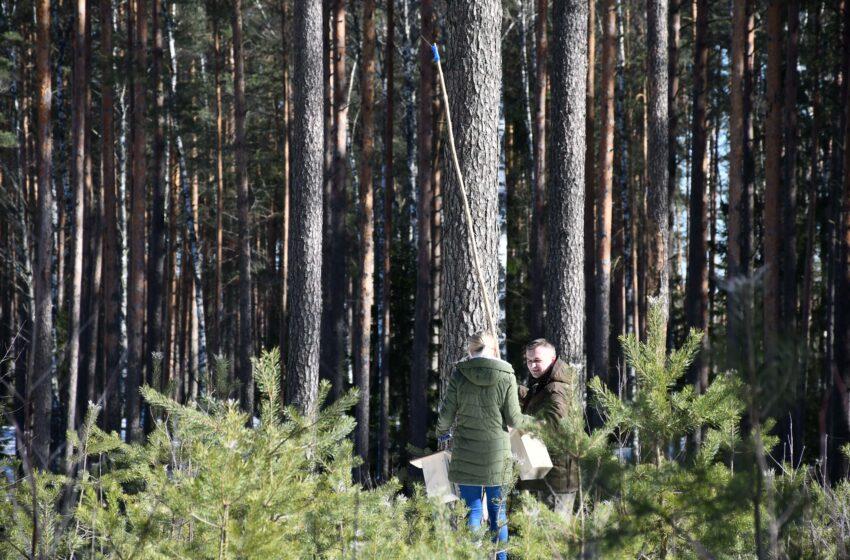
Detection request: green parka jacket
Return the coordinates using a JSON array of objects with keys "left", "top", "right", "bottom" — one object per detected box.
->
[{"left": 436, "top": 356, "right": 524, "bottom": 487}]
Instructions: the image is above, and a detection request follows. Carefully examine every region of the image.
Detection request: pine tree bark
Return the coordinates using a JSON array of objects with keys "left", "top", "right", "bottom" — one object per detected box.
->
[
  {"left": 438, "top": 0, "right": 502, "bottom": 392},
  {"left": 763, "top": 0, "right": 783, "bottom": 367},
  {"left": 685, "top": 0, "right": 709, "bottom": 395},
  {"left": 410, "top": 0, "right": 433, "bottom": 452},
  {"left": 646, "top": 0, "right": 669, "bottom": 330},
  {"left": 126, "top": 0, "right": 148, "bottom": 443},
  {"left": 232, "top": 0, "right": 254, "bottom": 415},
  {"left": 66, "top": 0, "right": 88, "bottom": 461},
  {"left": 31, "top": 0, "right": 54, "bottom": 468},
  {"left": 530, "top": 0, "right": 548, "bottom": 339},
  {"left": 278, "top": 1, "right": 291, "bottom": 389},
  {"left": 285, "top": 0, "right": 324, "bottom": 418},
  {"left": 593, "top": 0, "right": 615, "bottom": 385},
  {"left": 548, "top": 0, "right": 588, "bottom": 388},
  {"left": 838, "top": 0, "right": 850, "bottom": 435},
  {"left": 354, "top": 0, "right": 376, "bottom": 479}
]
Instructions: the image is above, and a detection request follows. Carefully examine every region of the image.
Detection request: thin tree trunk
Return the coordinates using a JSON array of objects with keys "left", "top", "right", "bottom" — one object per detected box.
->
[
  {"left": 66, "top": 0, "right": 88, "bottom": 464},
  {"left": 213, "top": 21, "right": 225, "bottom": 358},
  {"left": 323, "top": 0, "right": 349, "bottom": 401},
  {"left": 728, "top": 0, "right": 753, "bottom": 363},
  {"left": 783, "top": 0, "right": 802, "bottom": 460},
  {"left": 232, "top": 0, "right": 254, "bottom": 415},
  {"left": 410, "top": 0, "right": 433, "bottom": 453},
  {"left": 548, "top": 0, "right": 588, "bottom": 392},
  {"left": 593, "top": 0, "right": 615, "bottom": 387},
  {"left": 126, "top": 0, "right": 147, "bottom": 443},
  {"left": 666, "top": 0, "right": 680, "bottom": 346},
  {"left": 354, "top": 0, "right": 377, "bottom": 481},
  {"left": 530, "top": 0, "right": 548, "bottom": 339},
  {"left": 378, "top": 0, "right": 396, "bottom": 482},
  {"left": 31, "top": 0, "right": 54, "bottom": 469},
  {"left": 838, "top": 0, "right": 850, "bottom": 437},
  {"left": 279, "top": 0, "right": 291, "bottom": 388},
  {"left": 685, "top": 0, "right": 709, "bottom": 396},
  {"left": 584, "top": 0, "right": 596, "bottom": 375},
  {"left": 145, "top": 0, "right": 167, "bottom": 433},
  {"left": 647, "top": 0, "right": 669, "bottom": 331},
  {"left": 763, "top": 0, "right": 783, "bottom": 367},
  {"left": 285, "top": 0, "right": 324, "bottom": 418},
  {"left": 438, "top": 0, "right": 502, "bottom": 393}
]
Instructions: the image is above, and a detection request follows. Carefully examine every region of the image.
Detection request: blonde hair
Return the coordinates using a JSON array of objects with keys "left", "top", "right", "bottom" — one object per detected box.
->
[{"left": 467, "top": 331, "right": 498, "bottom": 356}]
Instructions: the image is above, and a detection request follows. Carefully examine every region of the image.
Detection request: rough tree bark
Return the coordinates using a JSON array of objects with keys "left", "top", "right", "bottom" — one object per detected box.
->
[
  {"left": 548, "top": 0, "right": 588, "bottom": 390},
  {"left": 646, "top": 0, "right": 669, "bottom": 330},
  {"left": 438, "top": 0, "right": 502, "bottom": 393},
  {"left": 285, "top": 0, "right": 324, "bottom": 418},
  {"left": 410, "top": 0, "right": 433, "bottom": 453},
  {"left": 233, "top": 0, "right": 254, "bottom": 415}
]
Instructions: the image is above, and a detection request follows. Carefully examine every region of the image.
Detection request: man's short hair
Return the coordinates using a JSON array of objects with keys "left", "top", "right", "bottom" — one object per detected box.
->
[{"left": 524, "top": 338, "right": 556, "bottom": 354}]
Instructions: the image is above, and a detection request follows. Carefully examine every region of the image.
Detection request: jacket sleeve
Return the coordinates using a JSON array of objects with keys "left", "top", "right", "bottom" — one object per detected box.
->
[
  {"left": 436, "top": 370, "right": 459, "bottom": 436},
  {"left": 502, "top": 374, "right": 525, "bottom": 429},
  {"left": 541, "top": 386, "right": 572, "bottom": 425}
]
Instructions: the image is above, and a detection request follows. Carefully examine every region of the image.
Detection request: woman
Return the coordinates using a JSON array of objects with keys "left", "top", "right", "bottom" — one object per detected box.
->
[{"left": 436, "top": 331, "right": 523, "bottom": 560}]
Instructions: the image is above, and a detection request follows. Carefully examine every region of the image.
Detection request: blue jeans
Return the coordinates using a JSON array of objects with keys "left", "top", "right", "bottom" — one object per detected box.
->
[{"left": 458, "top": 484, "right": 508, "bottom": 560}]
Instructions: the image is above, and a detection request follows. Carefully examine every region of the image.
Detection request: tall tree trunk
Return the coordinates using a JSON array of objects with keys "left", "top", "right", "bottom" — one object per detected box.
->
[
  {"left": 279, "top": 1, "right": 291, "bottom": 389},
  {"left": 232, "top": 0, "right": 254, "bottom": 415},
  {"left": 783, "top": 0, "right": 801, "bottom": 460},
  {"left": 646, "top": 0, "right": 669, "bottom": 331},
  {"left": 685, "top": 0, "right": 709, "bottom": 396},
  {"left": 66, "top": 0, "right": 88, "bottom": 464},
  {"left": 322, "top": 0, "right": 349, "bottom": 401},
  {"left": 584, "top": 0, "right": 596, "bottom": 374},
  {"left": 548, "top": 0, "right": 588, "bottom": 393},
  {"left": 126, "top": 0, "right": 148, "bottom": 443},
  {"left": 666, "top": 0, "right": 680, "bottom": 345},
  {"left": 31, "top": 0, "right": 54, "bottom": 469},
  {"left": 146, "top": 0, "right": 167, "bottom": 433},
  {"left": 530, "top": 0, "right": 548, "bottom": 339},
  {"left": 763, "top": 0, "right": 783, "bottom": 368},
  {"left": 101, "top": 0, "right": 121, "bottom": 433},
  {"left": 213, "top": 21, "right": 225, "bottom": 358},
  {"left": 838, "top": 0, "right": 850, "bottom": 438},
  {"left": 728, "top": 0, "right": 753, "bottom": 363},
  {"left": 410, "top": 0, "right": 433, "bottom": 453},
  {"left": 378, "top": 0, "right": 396, "bottom": 482},
  {"left": 593, "top": 0, "right": 615, "bottom": 386},
  {"left": 438, "top": 0, "right": 502, "bottom": 392},
  {"left": 285, "top": 0, "right": 324, "bottom": 418},
  {"left": 354, "top": 0, "right": 376, "bottom": 481}
]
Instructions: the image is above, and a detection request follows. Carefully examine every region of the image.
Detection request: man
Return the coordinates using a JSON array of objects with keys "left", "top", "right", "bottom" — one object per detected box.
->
[{"left": 518, "top": 338, "right": 581, "bottom": 516}]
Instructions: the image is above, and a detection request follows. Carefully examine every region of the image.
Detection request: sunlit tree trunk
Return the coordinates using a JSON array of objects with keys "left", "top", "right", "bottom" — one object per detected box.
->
[{"left": 286, "top": 0, "right": 324, "bottom": 418}]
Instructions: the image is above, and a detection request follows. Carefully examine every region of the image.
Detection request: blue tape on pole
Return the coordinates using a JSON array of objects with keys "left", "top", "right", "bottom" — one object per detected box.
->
[{"left": 431, "top": 44, "right": 440, "bottom": 62}]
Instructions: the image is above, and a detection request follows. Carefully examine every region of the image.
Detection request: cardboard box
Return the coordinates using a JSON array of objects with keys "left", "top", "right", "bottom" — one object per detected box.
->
[
  {"left": 409, "top": 451, "right": 459, "bottom": 503},
  {"left": 510, "top": 429, "right": 553, "bottom": 480}
]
